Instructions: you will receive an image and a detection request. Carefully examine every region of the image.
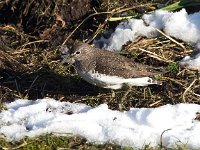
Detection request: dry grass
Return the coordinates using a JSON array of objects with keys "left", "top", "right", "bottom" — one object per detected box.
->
[{"left": 0, "top": 0, "right": 200, "bottom": 149}]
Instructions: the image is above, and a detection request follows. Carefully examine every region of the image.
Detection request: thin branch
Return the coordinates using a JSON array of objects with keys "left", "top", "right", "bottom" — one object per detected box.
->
[
  {"left": 138, "top": 48, "right": 174, "bottom": 63},
  {"left": 62, "top": 4, "right": 155, "bottom": 45},
  {"left": 182, "top": 78, "right": 198, "bottom": 102},
  {"left": 155, "top": 28, "right": 186, "bottom": 51}
]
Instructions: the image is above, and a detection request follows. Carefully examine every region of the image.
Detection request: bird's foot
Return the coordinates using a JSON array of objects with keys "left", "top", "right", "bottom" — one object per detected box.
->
[{"left": 118, "top": 86, "right": 132, "bottom": 111}]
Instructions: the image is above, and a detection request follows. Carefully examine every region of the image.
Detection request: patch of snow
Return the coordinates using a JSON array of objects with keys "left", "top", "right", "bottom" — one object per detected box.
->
[
  {"left": 179, "top": 53, "right": 200, "bottom": 71},
  {"left": 143, "top": 10, "right": 172, "bottom": 29},
  {"left": 1, "top": 98, "right": 200, "bottom": 149},
  {"left": 94, "top": 9, "right": 200, "bottom": 72},
  {"left": 145, "top": 9, "right": 200, "bottom": 44},
  {"left": 94, "top": 19, "right": 158, "bottom": 51}
]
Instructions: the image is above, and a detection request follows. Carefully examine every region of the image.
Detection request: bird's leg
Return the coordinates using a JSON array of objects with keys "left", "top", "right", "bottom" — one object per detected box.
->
[
  {"left": 109, "top": 89, "right": 116, "bottom": 103},
  {"left": 111, "top": 89, "right": 116, "bottom": 98},
  {"left": 118, "top": 85, "right": 132, "bottom": 111}
]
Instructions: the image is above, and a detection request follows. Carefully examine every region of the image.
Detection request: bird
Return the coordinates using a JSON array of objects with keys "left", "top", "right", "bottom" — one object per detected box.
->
[{"left": 61, "top": 42, "right": 162, "bottom": 110}]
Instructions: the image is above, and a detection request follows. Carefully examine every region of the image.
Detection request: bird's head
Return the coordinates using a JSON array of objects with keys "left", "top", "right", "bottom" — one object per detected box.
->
[{"left": 61, "top": 42, "right": 93, "bottom": 64}]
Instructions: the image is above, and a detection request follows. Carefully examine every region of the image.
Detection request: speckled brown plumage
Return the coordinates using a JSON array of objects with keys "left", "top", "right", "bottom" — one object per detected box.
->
[
  {"left": 62, "top": 42, "right": 161, "bottom": 89},
  {"left": 65, "top": 42, "right": 159, "bottom": 78}
]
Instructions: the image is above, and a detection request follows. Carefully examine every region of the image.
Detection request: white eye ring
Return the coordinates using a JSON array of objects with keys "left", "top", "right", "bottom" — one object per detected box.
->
[{"left": 75, "top": 51, "right": 80, "bottom": 55}]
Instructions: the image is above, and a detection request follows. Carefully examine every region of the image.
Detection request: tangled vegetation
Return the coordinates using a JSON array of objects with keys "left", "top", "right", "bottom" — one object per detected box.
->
[{"left": 0, "top": 0, "right": 200, "bottom": 149}]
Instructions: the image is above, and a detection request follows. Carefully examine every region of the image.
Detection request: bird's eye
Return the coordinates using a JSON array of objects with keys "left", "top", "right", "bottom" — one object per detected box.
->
[{"left": 75, "top": 51, "right": 80, "bottom": 55}]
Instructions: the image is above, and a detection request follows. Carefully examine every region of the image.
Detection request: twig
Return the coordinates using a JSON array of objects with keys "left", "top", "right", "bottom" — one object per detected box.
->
[
  {"left": 25, "top": 75, "right": 39, "bottom": 98},
  {"left": 182, "top": 78, "right": 198, "bottom": 102},
  {"left": 118, "top": 85, "right": 132, "bottom": 111},
  {"left": 160, "top": 129, "right": 171, "bottom": 149},
  {"left": 163, "top": 77, "right": 200, "bottom": 98},
  {"left": 0, "top": 51, "right": 27, "bottom": 69},
  {"left": 2, "top": 141, "right": 28, "bottom": 150},
  {"left": 138, "top": 48, "right": 174, "bottom": 63},
  {"left": 18, "top": 40, "right": 49, "bottom": 49},
  {"left": 163, "top": 77, "right": 184, "bottom": 86},
  {"left": 0, "top": 26, "right": 37, "bottom": 39},
  {"left": 88, "top": 13, "right": 113, "bottom": 43},
  {"left": 149, "top": 100, "right": 162, "bottom": 107},
  {"left": 62, "top": 4, "right": 155, "bottom": 45},
  {"left": 62, "top": 12, "right": 111, "bottom": 45},
  {"left": 15, "top": 79, "right": 23, "bottom": 98},
  {"left": 155, "top": 28, "right": 186, "bottom": 51}
]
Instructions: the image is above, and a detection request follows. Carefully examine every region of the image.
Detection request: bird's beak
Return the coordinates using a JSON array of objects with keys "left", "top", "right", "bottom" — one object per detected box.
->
[
  {"left": 61, "top": 53, "right": 76, "bottom": 65},
  {"left": 61, "top": 56, "right": 75, "bottom": 64},
  {"left": 60, "top": 45, "right": 69, "bottom": 55},
  {"left": 59, "top": 45, "right": 75, "bottom": 64}
]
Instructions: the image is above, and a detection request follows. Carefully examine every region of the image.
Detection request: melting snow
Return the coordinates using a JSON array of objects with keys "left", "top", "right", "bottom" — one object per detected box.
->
[
  {"left": 1, "top": 98, "right": 200, "bottom": 149},
  {"left": 94, "top": 9, "right": 200, "bottom": 72},
  {"left": 1, "top": 8, "right": 200, "bottom": 149}
]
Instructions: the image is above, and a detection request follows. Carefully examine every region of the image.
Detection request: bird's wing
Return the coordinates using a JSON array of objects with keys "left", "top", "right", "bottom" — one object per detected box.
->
[{"left": 95, "top": 54, "right": 159, "bottom": 78}]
